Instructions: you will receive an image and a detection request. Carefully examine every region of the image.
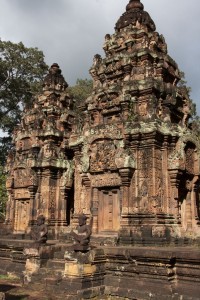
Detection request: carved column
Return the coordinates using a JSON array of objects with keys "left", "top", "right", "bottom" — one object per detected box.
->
[
  {"left": 5, "top": 190, "right": 14, "bottom": 227},
  {"left": 191, "top": 176, "right": 200, "bottom": 230},
  {"left": 162, "top": 137, "right": 170, "bottom": 213},
  {"left": 40, "top": 169, "right": 51, "bottom": 221},
  {"left": 152, "top": 146, "right": 156, "bottom": 197},
  {"left": 91, "top": 187, "right": 98, "bottom": 234},
  {"left": 168, "top": 169, "right": 183, "bottom": 221},
  {"left": 119, "top": 168, "right": 134, "bottom": 215},
  {"left": 13, "top": 199, "right": 18, "bottom": 233},
  {"left": 5, "top": 176, "right": 14, "bottom": 226},
  {"left": 59, "top": 187, "right": 68, "bottom": 226},
  {"left": 81, "top": 173, "right": 91, "bottom": 215},
  {"left": 185, "top": 183, "right": 193, "bottom": 231},
  {"left": 28, "top": 185, "right": 37, "bottom": 227},
  {"left": 74, "top": 168, "right": 81, "bottom": 217},
  {"left": 34, "top": 170, "right": 42, "bottom": 221},
  {"left": 73, "top": 147, "right": 83, "bottom": 219},
  {"left": 54, "top": 170, "right": 60, "bottom": 226}
]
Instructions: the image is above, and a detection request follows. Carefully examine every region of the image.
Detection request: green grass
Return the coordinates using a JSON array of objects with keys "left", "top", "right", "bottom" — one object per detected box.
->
[
  {"left": 0, "top": 274, "right": 9, "bottom": 279},
  {"left": 0, "top": 274, "right": 19, "bottom": 280}
]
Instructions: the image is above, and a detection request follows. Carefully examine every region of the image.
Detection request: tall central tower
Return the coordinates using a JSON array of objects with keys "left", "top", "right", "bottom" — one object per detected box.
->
[{"left": 70, "top": 0, "right": 200, "bottom": 243}]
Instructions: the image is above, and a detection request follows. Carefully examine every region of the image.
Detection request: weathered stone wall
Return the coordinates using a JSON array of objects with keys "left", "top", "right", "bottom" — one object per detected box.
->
[{"left": 0, "top": 242, "right": 199, "bottom": 299}]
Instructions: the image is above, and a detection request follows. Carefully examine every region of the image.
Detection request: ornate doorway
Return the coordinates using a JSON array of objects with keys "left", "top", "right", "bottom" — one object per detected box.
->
[
  {"left": 14, "top": 200, "right": 30, "bottom": 233},
  {"left": 98, "top": 189, "right": 120, "bottom": 233}
]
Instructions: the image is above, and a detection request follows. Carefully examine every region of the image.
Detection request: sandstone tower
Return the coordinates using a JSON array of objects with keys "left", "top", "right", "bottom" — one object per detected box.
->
[
  {"left": 5, "top": 0, "right": 200, "bottom": 243},
  {"left": 5, "top": 63, "right": 75, "bottom": 236}
]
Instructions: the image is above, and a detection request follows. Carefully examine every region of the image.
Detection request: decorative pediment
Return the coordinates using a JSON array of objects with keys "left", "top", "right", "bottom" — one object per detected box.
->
[{"left": 13, "top": 167, "right": 38, "bottom": 188}]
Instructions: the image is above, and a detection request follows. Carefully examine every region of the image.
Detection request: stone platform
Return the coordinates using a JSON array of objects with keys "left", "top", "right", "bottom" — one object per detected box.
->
[
  {"left": 103, "top": 246, "right": 200, "bottom": 300},
  {"left": 0, "top": 237, "right": 199, "bottom": 299}
]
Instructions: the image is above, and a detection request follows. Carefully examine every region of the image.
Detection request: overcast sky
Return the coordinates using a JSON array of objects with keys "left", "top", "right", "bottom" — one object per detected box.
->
[{"left": 0, "top": 0, "right": 199, "bottom": 114}]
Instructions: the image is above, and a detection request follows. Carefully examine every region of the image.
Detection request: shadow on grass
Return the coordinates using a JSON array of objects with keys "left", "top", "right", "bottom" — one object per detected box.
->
[
  {"left": 0, "top": 283, "right": 16, "bottom": 292},
  {"left": 0, "top": 284, "right": 28, "bottom": 299},
  {"left": 5, "top": 294, "right": 29, "bottom": 300}
]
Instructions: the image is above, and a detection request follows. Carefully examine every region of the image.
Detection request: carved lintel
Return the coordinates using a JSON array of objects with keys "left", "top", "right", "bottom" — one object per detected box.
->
[
  {"left": 119, "top": 167, "right": 134, "bottom": 186},
  {"left": 91, "top": 173, "right": 121, "bottom": 187},
  {"left": 71, "top": 143, "right": 83, "bottom": 154},
  {"left": 123, "top": 65, "right": 132, "bottom": 75},
  {"left": 28, "top": 186, "right": 38, "bottom": 193},
  {"left": 14, "top": 188, "right": 30, "bottom": 199},
  {"left": 168, "top": 169, "right": 183, "bottom": 188},
  {"left": 81, "top": 174, "right": 91, "bottom": 188},
  {"left": 6, "top": 177, "right": 14, "bottom": 189}
]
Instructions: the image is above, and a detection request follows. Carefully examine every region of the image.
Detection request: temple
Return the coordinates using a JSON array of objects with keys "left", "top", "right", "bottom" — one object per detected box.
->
[
  {"left": 5, "top": 0, "right": 200, "bottom": 243},
  {"left": 1, "top": 1, "right": 200, "bottom": 299}
]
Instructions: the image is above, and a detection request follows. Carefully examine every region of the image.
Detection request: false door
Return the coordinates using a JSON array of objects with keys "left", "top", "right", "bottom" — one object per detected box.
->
[
  {"left": 14, "top": 200, "right": 30, "bottom": 233},
  {"left": 98, "top": 189, "right": 120, "bottom": 233}
]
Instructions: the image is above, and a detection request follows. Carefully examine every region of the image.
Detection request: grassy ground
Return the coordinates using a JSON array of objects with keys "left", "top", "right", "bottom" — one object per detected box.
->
[
  {"left": 0, "top": 276, "right": 128, "bottom": 299},
  {"left": 0, "top": 277, "right": 60, "bottom": 300}
]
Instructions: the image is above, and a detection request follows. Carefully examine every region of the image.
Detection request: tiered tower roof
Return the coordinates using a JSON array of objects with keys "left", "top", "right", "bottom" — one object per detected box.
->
[{"left": 116, "top": 0, "right": 156, "bottom": 31}]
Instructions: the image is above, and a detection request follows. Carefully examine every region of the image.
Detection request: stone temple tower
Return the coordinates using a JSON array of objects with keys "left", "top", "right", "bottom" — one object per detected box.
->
[
  {"left": 69, "top": 0, "right": 200, "bottom": 243},
  {"left": 5, "top": 63, "right": 75, "bottom": 236},
  {"left": 4, "top": 0, "right": 200, "bottom": 243}
]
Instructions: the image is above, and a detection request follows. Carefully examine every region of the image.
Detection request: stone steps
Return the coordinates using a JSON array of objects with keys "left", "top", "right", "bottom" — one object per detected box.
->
[
  {"left": 53, "top": 250, "right": 66, "bottom": 259},
  {"left": 91, "top": 235, "right": 119, "bottom": 246},
  {"left": 47, "top": 258, "right": 65, "bottom": 270}
]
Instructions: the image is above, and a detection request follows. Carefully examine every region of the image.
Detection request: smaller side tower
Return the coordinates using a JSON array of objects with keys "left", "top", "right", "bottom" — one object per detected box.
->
[{"left": 5, "top": 64, "right": 75, "bottom": 236}]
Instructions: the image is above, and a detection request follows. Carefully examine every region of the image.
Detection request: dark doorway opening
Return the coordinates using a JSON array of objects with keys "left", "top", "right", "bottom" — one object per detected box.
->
[{"left": 66, "top": 183, "right": 74, "bottom": 225}]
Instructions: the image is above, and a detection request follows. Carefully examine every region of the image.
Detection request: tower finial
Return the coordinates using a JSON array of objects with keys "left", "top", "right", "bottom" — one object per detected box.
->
[
  {"left": 116, "top": 0, "right": 155, "bottom": 32},
  {"left": 126, "top": 0, "right": 144, "bottom": 11},
  {"left": 42, "top": 63, "right": 68, "bottom": 92}
]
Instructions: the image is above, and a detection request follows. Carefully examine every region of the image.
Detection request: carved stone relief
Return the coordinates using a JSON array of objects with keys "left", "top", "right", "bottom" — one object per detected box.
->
[
  {"left": 90, "top": 139, "right": 117, "bottom": 172},
  {"left": 91, "top": 173, "right": 121, "bottom": 187}
]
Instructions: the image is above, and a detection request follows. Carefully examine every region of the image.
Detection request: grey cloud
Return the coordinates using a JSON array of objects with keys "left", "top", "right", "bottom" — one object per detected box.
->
[{"left": 0, "top": 0, "right": 199, "bottom": 113}]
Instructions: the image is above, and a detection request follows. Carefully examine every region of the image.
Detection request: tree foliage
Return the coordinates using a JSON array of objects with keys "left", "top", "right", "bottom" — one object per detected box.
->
[
  {"left": 68, "top": 78, "right": 93, "bottom": 110},
  {"left": 178, "top": 71, "right": 200, "bottom": 140},
  {"left": 0, "top": 39, "right": 48, "bottom": 164},
  {"left": 178, "top": 71, "right": 196, "bottom": 117}
]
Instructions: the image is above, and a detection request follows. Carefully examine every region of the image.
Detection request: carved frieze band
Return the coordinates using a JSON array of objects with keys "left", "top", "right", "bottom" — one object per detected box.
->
[{"left": 91, "top": 173, "right": 121, "bottom": 187}]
